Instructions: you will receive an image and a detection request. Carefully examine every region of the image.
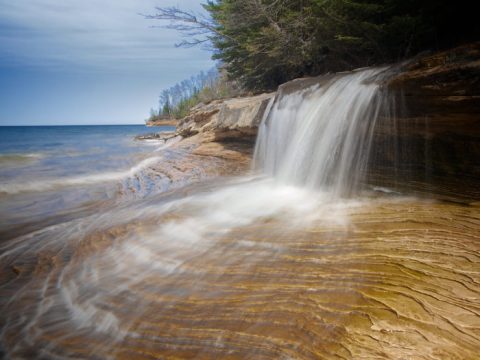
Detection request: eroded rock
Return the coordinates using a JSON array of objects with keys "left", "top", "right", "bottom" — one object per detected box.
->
[{"left": 176, "top": 93, "right": 275, "bottom": 143}]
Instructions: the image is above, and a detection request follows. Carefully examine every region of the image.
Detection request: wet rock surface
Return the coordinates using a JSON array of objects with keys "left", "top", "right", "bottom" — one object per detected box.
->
[
  {"left": 134, "top": 131, "right": 177, "bottom": 141},
  {"left": 370, "top": 43, "right": 480, "bottom": 200},
  {"left": 1, "top": 192, "right": 479, "bottom": 359}
]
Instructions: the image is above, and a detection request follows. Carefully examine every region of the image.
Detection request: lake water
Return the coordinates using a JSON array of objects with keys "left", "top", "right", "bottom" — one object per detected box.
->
[
  {"left": 0, "top": 125, "right": 174, "bottom": 186},
  {"left": 0, "top": 125, "right": 175, "bottom": 234}
]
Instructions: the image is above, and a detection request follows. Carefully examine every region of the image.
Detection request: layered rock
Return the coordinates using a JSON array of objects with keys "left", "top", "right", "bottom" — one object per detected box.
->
[
  {"left": 176, "top": 92, "right": 275, "bottom": 143},
  {"left": 369, "top": 43, "right": 480, "bottom": 200}
]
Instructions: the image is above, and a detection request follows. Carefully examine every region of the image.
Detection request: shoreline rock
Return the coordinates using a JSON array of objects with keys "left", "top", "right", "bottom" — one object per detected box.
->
[
  {"left": 134, "top": 131, "right": 178, "bottom": 141},
  {"left": 176, "top": 93, "right": 275, "bottom": 143},
  {"left": 145, "top": 119, "right": 178, "bottom": 127}
]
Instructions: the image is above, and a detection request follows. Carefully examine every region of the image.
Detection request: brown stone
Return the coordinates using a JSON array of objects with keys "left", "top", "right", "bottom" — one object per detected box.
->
[
  {"left": 369, "top": 43, "right": 480, "bottom": 200},
  {"left": 176, "top": 92, "right": 275, "bottom": 142}
]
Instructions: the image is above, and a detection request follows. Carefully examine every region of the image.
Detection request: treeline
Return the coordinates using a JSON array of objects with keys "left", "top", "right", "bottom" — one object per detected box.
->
[
  {"left": 158, "top": 68, "right": 217, "bottom": 119},
  {"left": 147, "top": 68, "right": 241, "bottom": 122},
  {"left": 149, "top": 0, "right": 479, "bottom": 90}
]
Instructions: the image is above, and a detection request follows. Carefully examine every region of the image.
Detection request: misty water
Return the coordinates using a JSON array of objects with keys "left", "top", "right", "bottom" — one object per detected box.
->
[{"left": 1, "top": 70, "right": 479, "bottom": 359}]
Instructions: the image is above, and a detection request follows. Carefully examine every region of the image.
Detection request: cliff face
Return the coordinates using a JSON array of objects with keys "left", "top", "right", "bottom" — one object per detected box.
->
[{"left": 370, "top": 43, "right": 480, "bottom": 200}]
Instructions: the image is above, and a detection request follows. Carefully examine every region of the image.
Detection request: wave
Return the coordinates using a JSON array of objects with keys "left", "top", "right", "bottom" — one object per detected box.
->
[
  {"left": 0, "top": 156, "right": 162, "bottom": 195},
  {"left": 0, "top": 152, "right": 44, "bottom": 164}
]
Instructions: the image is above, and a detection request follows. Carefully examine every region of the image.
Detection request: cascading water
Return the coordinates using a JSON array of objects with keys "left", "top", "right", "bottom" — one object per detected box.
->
[{"left": 254, "top": 68, "right": 388, "bottom": 197}]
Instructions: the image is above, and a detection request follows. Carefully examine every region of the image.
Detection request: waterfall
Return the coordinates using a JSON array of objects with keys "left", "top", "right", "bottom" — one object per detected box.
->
[{"left": 254, "top": 68, "right": 388, "bottom": 197}]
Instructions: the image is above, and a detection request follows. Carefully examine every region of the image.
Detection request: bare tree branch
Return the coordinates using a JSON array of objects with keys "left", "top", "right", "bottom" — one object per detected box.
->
[{"left": 141, "top": 7, "right": 236, "bottom": 48}]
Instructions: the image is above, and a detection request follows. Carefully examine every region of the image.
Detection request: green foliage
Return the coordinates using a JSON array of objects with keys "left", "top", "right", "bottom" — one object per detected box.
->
[
  {"left": 147, "top": 67, "right": 242, "bottom": 122},
  {"left": 201, "top": 0, "right": 479, "bottom": 90},
  {"left": 171, "top": 92, "right": 201, "bottom": 119},
  {"left": 145, "top": 108, "right": 166, "bottom": 123}
]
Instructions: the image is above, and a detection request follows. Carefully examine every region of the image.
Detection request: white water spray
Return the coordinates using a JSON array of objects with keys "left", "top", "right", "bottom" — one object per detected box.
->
[{"left": 254, "top": 68, "right": 387, "bottom": 196}]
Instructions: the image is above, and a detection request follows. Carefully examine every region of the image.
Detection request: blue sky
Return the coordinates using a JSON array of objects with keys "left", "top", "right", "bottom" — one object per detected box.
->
[{"left": 0, "top": 0, "right": 214, "bottom": 125}]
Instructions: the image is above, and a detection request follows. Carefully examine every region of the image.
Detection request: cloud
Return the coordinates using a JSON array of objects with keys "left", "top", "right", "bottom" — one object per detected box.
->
[
  {"left": 0, "top": 0, "right": 213, "bottom": 72},
  {"left": 0, "top": 1, "right": 215, "bottom": 125}
]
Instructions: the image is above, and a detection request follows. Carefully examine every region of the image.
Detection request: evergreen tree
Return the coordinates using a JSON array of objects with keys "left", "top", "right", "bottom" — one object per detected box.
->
[{"left": 148, "top": 0, "right": 479, "bottom": 90}]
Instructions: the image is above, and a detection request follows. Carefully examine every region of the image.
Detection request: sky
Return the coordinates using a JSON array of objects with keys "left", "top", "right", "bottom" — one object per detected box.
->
[{"left": 0, "top": 0, "right": 214, "bottom": 125}]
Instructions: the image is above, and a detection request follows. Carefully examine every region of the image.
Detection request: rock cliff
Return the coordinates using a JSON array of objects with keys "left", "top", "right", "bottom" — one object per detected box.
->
[
  {"left": 370, "top": 43, "right": 480, "bottom": 200},
  {"left": 176, "top": 92, "right": 275, "bottom": 143}
]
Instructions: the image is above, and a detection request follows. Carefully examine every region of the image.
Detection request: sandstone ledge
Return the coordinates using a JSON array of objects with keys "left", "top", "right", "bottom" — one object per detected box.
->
[{"left": 176, "top": 93, "right": 275, "bottom": 143}]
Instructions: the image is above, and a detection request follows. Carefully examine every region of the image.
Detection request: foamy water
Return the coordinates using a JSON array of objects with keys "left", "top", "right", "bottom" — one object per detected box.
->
[
  {"left": 0, "top": 175, "right": 375, "bottom": 352},
  {"left": 0, "top": 156, "right": 164, "bottom": 194}
]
